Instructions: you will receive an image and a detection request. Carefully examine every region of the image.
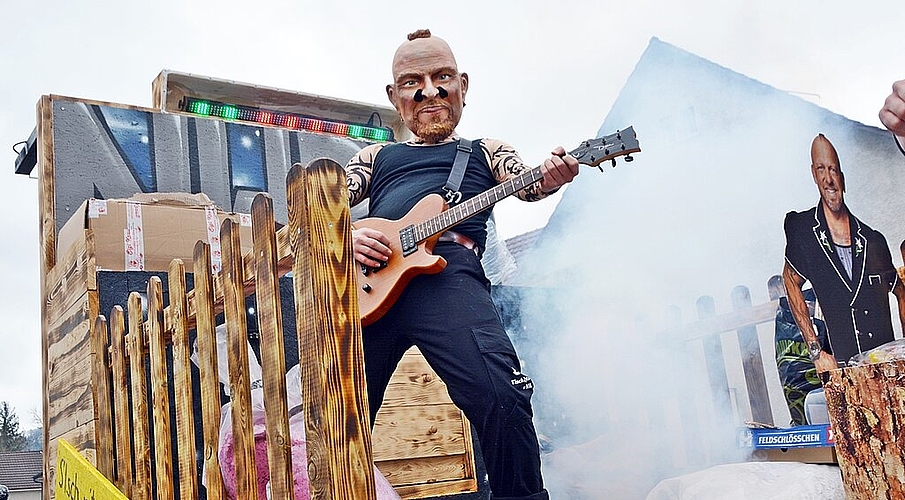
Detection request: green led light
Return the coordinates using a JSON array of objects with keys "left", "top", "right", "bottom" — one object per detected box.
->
[
  {"left": 191, "top": 101, "right": 212, "bottom": 116},
  {"left": 348, "top": 125, "right": 364, "bottom": 138},
  {"left": 368, "top": 128, "right": 390, "bottom": 142},
  {"left": 220, "top": 105, "right": 239, "bottom": 120}
]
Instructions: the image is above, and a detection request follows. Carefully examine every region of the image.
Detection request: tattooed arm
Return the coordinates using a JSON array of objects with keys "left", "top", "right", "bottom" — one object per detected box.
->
[
  {"left": 345, "top": 143, "right": 385, "bottom": 207},
  {"left": 482, "top": 138, "right": 579, "bottom": 202},
  {"left": 345, "top": 143, "right": 392, "bottom": 267}
]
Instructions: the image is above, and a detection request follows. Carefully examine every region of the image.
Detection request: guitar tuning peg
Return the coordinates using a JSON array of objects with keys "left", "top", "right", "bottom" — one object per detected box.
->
[
  {"left": 597, "top": 165, "right": 605, "bottom": 172},
  {"left": 625, "top": 155, "right": 634, "bottom": 162},
  {"left": 611, "top": 158, "right": 616, "bottom": 168},
  {"left": 616, "top": 131, "right": 622, "bottom": 140}
]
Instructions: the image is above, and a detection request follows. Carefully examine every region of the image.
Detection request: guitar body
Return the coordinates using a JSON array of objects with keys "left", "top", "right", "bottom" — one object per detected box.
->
[{"left": 356, "top": 194, "right": 449, "bottom": 326}]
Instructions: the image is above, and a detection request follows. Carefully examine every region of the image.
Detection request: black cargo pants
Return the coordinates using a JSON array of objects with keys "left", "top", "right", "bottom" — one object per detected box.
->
[{"left": 362, "top": 242, "right": 548, "bottom": 500}]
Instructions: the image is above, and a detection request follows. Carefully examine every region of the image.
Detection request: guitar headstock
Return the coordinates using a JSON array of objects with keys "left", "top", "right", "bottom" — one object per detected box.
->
[{"left": 569, "top": 126, "right": 640, "bottom": 170}]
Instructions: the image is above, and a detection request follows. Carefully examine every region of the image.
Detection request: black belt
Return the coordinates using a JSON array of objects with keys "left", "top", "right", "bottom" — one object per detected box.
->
[{"left": 438, "top": 230, "right": 479, "bottom": 255}]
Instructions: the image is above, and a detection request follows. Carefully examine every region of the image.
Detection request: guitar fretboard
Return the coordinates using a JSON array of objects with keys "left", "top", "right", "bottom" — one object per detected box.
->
[{"left": 412, "top": 166, "right": 545, "bottom": 243}]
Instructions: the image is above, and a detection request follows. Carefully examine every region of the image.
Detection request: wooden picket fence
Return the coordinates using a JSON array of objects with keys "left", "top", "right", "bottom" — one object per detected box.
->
[
  {"left": 87, "top": 159, "right": 376, "bottom": 499},
  {"left": 683, "top": 256, "right": 905, "bottom": 430}
]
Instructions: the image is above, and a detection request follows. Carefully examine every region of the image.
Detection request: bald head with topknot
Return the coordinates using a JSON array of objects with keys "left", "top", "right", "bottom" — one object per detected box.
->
[{"left": 386, "top": 29, "right": 468, "bottom": 143}]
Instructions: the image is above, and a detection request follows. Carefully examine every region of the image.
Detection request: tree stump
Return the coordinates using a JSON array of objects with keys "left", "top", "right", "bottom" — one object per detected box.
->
[{"left": 823, "top": 360, "right": 905, "bottom": 499}]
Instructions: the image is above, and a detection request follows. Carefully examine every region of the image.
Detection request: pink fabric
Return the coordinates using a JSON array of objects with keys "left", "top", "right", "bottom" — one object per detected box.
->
[{"left": 219, "top": 412, "right": 399, "bottom": 499}]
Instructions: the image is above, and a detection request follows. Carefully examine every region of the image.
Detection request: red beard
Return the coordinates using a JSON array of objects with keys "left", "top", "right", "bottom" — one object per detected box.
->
[{"left": 411, "top": 101, "right": 455, "bottom": 142}]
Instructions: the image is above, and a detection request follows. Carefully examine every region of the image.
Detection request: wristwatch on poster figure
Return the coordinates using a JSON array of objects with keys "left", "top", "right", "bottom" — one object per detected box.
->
[{"left": 808, "top": 340, "right": 823, "bottom": 362}]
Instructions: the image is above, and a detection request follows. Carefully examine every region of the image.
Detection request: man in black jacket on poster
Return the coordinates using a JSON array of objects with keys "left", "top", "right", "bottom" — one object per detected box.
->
[{"left": 783, "top": 134, "right": 905, "bottom": 372}]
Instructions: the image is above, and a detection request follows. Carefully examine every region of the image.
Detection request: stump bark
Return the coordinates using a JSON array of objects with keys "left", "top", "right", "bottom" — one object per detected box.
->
[{"left": 823, "top": 360, "right": 905, "bottom": 499}]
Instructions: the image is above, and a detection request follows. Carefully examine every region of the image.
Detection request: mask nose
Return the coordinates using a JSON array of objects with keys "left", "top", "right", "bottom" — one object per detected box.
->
[{"left": 413, "top": 85, "right": 448, "bottom": 102}]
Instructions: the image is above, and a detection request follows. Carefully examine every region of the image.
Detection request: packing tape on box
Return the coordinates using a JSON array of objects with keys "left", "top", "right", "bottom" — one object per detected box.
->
[
  {"left": 205, "top": 206, "right": 223, "bottom": 273},
  {"left": 124, "top": 201, "right": 145, "bottom": 271}
]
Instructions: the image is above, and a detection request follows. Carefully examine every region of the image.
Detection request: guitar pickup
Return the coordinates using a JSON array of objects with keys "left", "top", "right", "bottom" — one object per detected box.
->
[{"left": 400, "top": 225, "right": 418, "bottom": 256}]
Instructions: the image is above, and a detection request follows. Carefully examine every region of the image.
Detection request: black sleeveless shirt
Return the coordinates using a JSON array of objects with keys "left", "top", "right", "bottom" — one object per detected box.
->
[{"left": 368, "top": 140, "right": 497, "bottom": 251}]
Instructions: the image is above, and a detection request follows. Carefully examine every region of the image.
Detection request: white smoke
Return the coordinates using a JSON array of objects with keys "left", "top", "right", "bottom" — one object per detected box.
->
[{"left": 502, "top": 39, "right": 905, "bottom": 498}]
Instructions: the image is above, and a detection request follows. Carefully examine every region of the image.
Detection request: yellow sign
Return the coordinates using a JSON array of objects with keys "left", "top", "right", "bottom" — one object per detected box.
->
[{"left": 56, "top": 439, "right": 128, "bottom": 500}]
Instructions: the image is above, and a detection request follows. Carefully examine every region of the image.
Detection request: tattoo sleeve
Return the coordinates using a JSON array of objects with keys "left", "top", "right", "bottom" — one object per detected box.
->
[
  {"left": 344, "top": 144, "right": 384, "bottom": 207},
  {"left": 482, "top": 138, "right": 550, "bottom": 202}
]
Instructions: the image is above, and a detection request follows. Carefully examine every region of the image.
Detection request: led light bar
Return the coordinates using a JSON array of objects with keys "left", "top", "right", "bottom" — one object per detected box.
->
[{"left": 179, "top": 96, "right": 394, "bottom": 142}]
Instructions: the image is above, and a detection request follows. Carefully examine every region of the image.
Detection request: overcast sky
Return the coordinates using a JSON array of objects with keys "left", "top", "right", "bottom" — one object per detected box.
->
[{"left": 1, "top": 0, "right": 902, "bottom": 430}]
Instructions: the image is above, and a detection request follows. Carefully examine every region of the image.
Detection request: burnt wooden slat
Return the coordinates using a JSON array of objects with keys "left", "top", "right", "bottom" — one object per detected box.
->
[
  {"left": 379, "top": 348, "right": 455, "bottom": 407},
  {"left": 90, "top": 314, "right": 114, "bottom": 478},
  {"left": 251, "top": 193, "right": 295, "bottom": 499},
  {"left": 221, "top": 219, "right": 257, "bottom": 499},
  {"left": 45, "top": 232, "right": 94, "bottom": 325},
  {"left": 377, "top": 454, "right": 472, "bottom": 488},
  {"left": 46, "top": 297, "right": 94, "bottom": 439},
  {"left": 127, "top": 292, "right": 152, "bottom": 500},
  {"left": 288, "top": 159, "right": 376, "bottom": 499},
  {"left": 168, "top": 259, "right": 199, "bottom": 499},
  {"left": 147, "top": 277, "right": 175, "bottom": 499},
  {"left": 193, "top": 241, "right": 226, "bottom": 500},
  {"left": 371, "top": 405, "right": 469, "bottom": 461},
  {"left": 39, "top": 93, "right": 57, "bottom": 497},
  {"left": 394, "top": 477, "right": 480, "bottom": 499},
  {"left": 108, "top": 306, "right": 133, "bottom": 497}
]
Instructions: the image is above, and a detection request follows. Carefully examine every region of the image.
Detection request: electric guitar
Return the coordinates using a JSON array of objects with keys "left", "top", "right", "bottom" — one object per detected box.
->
[{"left": 355, "top": 126, "right": 640, "bottom": 326}]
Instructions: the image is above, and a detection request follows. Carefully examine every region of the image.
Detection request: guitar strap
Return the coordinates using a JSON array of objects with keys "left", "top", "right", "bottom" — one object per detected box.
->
[{"left": 443, "top": 137, "right": 472, "bottom": 205}]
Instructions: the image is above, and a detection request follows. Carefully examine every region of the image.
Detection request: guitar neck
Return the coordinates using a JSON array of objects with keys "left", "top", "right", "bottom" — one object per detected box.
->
[{"left": 413, "top": 166, "right": 544, "bottom": 243}]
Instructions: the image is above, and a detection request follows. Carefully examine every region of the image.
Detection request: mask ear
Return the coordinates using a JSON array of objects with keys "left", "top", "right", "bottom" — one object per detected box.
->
[{"left": 386, "top": 84, "right": 398, "bottom": 109}]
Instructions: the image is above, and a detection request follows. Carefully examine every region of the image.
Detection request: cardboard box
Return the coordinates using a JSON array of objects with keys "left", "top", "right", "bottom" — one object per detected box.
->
[
  {"left": 754, "top": 446, "right": 837, "bottom": 464},
  {"left": 57, "top": 193, "right": 253, "bottom": 272},
  {"left": 739, "top": 424, "right": 838, "bottom": 464}
]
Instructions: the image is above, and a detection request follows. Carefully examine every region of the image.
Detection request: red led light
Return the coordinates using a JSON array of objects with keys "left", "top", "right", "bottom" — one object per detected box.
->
[{"left": 259, "top": 111, "right": 273, "bottom": 124}]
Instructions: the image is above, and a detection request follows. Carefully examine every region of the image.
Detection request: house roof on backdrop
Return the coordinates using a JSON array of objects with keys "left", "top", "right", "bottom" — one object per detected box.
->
[
  {"left": 0, "top": 450, "right": 42, "bottom": 491},
  {"left": 504, "top": 228, "right": 543, "bottom": 267}
]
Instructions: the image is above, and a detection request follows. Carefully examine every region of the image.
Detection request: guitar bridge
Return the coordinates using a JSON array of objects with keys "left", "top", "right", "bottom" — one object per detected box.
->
[{"left": 400, "top": 225, "right": 418, "bottom": 256}]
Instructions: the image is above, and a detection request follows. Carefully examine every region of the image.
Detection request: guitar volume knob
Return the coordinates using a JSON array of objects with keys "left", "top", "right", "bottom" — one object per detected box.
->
[{"left": 362, "top": 284, "right": 372, "bottom": 293}]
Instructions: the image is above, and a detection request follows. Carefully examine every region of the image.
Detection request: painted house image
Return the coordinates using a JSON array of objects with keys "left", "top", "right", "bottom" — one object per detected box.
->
[{"left": 498, "top": 37, "right": 904, "bottom": 498}]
